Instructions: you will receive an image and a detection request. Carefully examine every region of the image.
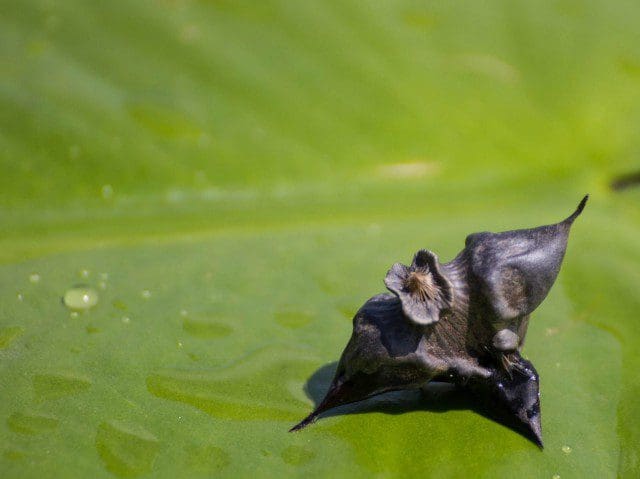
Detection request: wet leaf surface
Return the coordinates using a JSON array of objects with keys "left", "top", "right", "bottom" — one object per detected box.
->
[{"left": 2, "top": 1, "right": 640, "bottom": 477}]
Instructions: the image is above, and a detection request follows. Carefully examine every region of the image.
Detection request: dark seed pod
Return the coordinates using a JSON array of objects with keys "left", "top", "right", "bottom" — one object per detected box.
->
[{"left": 290, "top": 195, "right": 588, "bottom": 447}]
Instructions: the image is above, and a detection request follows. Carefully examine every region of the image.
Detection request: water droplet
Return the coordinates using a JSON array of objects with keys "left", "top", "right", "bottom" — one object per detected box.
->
[
  {"left": 99, "top": 281, "right": 107, "bottom": 290},
  {"left": 33, "top": 373, "right": 91, "bottom": 400},
  {"left": 29, "top": 273, "right": 41, "bottom": 284},
  {"left": 180, "top": 309, "right": 188, "bottom": 317},
  {"left": 281, "top": 445, "right": 316, "bottom": 466},
  {"left": 101, "top": 184, "right": 113, "bottom": 200},
  {"left": 552, "top": 475, "right": 561, "bottom": 479},
  {"left": 80, "top": 269, "right": 90, "bottom": 279},
  {"left": 0, "top": 327, "right": 24, "bottom": 349},
  {"left": 122, "top": 316, "right": 130, "bottom": 324},
  {"left": 63, "top": 287, "right": 99, "bottom": 311},
  {"left": 70, "top": 312, "right": 79, "bottom": 319},
  {"left": 177, "top": 341, "right": 183, "bottom": 348},
  {"left": 562, "top": 445, "right": 572, "bottom": 454},
  {"left": 7, "top": 412, "right": 59, "bottom": 435},
  {"left": 141, "top": 290, "right": 151, "bottom": 300},
  {"left": 96, "top": 421, "right": 159, "bottom": 478},
  {"left": 17, "top": 293, "right": 24, "bottom": 302}
]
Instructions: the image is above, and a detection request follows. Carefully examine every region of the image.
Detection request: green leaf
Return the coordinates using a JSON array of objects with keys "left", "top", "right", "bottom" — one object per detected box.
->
[{"left": 2, "top": 1, "right": 640, "bottom": 477}]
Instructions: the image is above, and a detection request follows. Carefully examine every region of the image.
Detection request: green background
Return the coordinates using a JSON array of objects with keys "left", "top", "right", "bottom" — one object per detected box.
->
[{"left": 1, "top": 0, "right": 639, "bottom": 477}]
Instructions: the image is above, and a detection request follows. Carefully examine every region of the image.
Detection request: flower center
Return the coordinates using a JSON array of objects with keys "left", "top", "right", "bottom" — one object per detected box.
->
[{"left": 406, "top": 271, "right": 437, "bottom": 301}]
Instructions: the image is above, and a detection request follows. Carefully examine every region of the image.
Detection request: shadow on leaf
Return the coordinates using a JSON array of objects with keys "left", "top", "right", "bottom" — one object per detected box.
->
[{"left": 298, "top": 362, "right": 543, "bottom": 447}]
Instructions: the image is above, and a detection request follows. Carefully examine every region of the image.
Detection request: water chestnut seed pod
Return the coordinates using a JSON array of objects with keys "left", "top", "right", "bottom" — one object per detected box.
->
[{"left": 290, "top": 195, "right": 588, "bottom": 447}]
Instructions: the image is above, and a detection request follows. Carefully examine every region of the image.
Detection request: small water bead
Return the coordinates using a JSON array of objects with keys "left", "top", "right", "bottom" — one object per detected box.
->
[
  {"left": 180, "top": 309, "right": 188, "bottom": 317},
  {"left": 561, "top": 445, "right": 572, "bottom": 454},
  {"left": 101, "top": 184, "right": 113, "bottom": 200},
  {"left": 17, "top": 293, "right": 24, "bottom": 302},
  {"left": 98, "top": 281, "right": 107, "bottom": 291},
  {"left": 63, "top": 287, "right": 99, "bottom": 311},
  {"left": 70, "top": 312, "right": 79, "bottom": 319},
  {"left": 80, "top": 269, "right": 90, "bottom": 279},
  {"left": 122, "top": 316, "right": 130, "bottom": 324},
  {"left": 29, "top": 273, "right": 41, "bottom": 284},
  {"left": 141, "top": 290, "right": 151, "bottom": 300},
  {"left": 552, "top": 475, "right": 560, "bottom": 479}
]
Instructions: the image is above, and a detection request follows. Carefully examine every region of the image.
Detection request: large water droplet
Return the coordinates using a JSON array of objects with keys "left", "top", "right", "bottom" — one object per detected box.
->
[
  {"left": 562, "top": 445, "right": 572, "bottom": 454},
  {"left": 63, "top": 287, "right": 99, "bottom": 311},
  {"left": 29, "top": 273, "right": 41, "bottom": 284}
]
